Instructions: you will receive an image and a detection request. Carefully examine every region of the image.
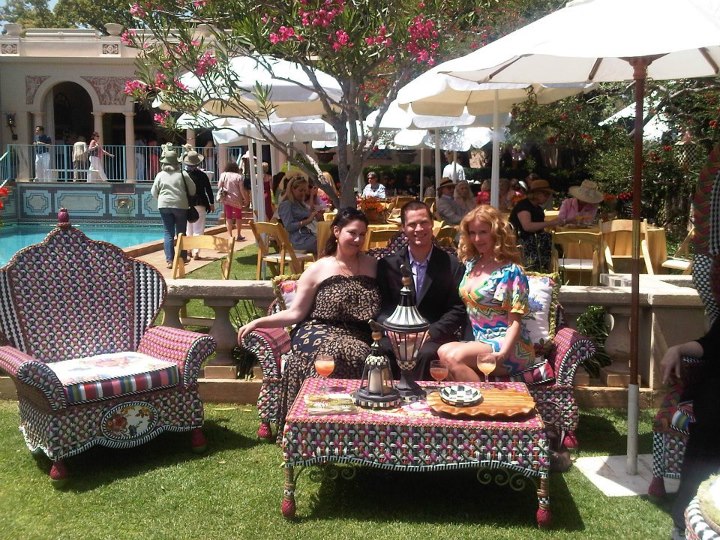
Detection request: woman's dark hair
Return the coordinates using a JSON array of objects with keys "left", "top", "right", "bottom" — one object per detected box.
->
[
  {"left": 272, "top": 171, "right": 286, "bottom": 193},
  {"left": 224, "top": 161, "right": 240, "bottom": 173},
  {"left": 322, "top": 207, "right": 369, "bottom": 257}
]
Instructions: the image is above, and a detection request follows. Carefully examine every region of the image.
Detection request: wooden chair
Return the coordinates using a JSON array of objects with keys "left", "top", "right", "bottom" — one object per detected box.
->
[
  {"left": 435, "top": 225, "right": 459, "bottom": 250},
  {"left": 362, "top": 227, "right": 399, "bottom": 251},
  {"left": 601, "top": 219, "right": 650, "bottom": 274},
  {"left": 660, "top": 228, "right": 694, "bottom": 274},
  {"left": 393, "top": 195, "right": 417, "bottom": 209},
  {"left": 551, "top": 230, "right": 604, "bottom": 285},
  {"left": 251, "top": 221, "right": 315, "bottom": 279},
  {"left": 172, "top": 234, "right": 235, "bottom": 279},
  {"left": 316, "top": 220, "right": 332, "bottom": 256}
]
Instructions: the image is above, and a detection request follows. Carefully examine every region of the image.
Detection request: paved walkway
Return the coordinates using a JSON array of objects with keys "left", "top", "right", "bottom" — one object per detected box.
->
[{"left": 130, "top": 225, "right": 255, "bottom": 279}]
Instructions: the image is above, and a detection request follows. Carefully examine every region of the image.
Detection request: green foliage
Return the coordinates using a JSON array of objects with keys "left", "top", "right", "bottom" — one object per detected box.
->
[
  {"left": 575, "top": 305, "right": 610, "bottom": 377},
  {"left": 0, "top": 0, "right": 57, "bottom": 28},
  {"left": 52, "top": 0, "right": 136, "bottom": 34}
]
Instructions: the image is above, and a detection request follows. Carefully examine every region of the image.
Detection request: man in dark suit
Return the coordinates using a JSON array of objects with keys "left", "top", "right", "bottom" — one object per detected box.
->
[{"left": 377, "top": 201, "right": 466, "bottom": 380}]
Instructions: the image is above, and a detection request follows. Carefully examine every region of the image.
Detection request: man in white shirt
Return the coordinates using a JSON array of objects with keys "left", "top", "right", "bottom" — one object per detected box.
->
[
  {"left": 362, "top": 171, "right": 386, "bottom": 199},
  {"left": 442, "top": 151, "right": 465, "bottom": 182}
]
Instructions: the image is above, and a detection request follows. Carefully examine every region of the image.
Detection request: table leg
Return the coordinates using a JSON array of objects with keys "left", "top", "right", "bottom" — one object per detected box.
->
[
  {"left": 536, "top": 476, "right": 552, "bottom": 528},
  {"left": 282, "top": 466, "right": 296, "bottom": 519}
]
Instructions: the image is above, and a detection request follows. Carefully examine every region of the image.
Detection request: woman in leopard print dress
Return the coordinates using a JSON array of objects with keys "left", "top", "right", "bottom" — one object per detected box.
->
[{"left": 238, "top": 208, "right": 380, "bottom": 437}]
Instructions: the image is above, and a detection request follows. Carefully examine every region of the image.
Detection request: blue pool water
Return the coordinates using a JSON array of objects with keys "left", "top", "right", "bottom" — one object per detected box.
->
[{"left": 0, "top": 224, "right": 165, "bottom": 266}]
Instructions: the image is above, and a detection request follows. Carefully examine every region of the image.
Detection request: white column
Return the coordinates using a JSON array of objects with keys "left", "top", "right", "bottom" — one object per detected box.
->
[
  {"left": 124, "top": 112, "right": 136, "bottom": 183},
  {"left": 186, "top": 128, "right": 196, "bottom": 148}
]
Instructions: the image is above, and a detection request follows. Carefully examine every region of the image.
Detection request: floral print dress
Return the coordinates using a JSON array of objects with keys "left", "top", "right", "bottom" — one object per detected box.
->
[{"left": 460, "top": 260, "right": 535, "bottom": 374}]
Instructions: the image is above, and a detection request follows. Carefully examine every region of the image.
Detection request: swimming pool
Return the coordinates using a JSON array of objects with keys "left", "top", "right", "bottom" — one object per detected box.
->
[{"left": 0, "top": 224, "right": 165, "bottom": 266}]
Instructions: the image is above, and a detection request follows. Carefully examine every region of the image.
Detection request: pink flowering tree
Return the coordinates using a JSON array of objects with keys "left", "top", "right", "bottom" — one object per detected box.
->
[{"left": 123, "top": 0, "right": 485, "bottom": 207}]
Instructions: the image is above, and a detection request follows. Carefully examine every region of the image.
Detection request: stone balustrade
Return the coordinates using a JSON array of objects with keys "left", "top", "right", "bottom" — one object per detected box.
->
[{"left": 162, "top": 274, "right": 706, "bottom": 391}]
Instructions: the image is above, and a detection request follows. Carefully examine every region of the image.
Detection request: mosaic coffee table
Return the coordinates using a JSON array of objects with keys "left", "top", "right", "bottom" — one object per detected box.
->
[{"left": 281, "top": 378, "right": 551, "bottom": 527}]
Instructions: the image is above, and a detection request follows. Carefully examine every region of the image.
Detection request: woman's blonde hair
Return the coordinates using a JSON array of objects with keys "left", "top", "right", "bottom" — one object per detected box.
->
[
  {"left": 282, "top": 174, "right": 308, "bottom": 203},
  {"left": 457, "top": 205, "right": 522, "bottom": 265}
]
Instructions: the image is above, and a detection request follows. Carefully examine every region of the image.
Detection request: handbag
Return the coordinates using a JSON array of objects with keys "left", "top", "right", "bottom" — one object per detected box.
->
[{"left": 182, "top": 171, "right": 200, "bottom": 223}]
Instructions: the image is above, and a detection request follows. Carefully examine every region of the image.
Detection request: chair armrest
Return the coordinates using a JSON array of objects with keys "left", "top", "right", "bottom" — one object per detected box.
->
[
  {"left": 548, "top": 327, "right": 597, "bottom": 386},
  {"left": 0, "top": 346, "right": 68, "bottom": 410},
  {"left": 137, "top": 326, "right": 216, "bottom": 386},
  {"left": 242, "top": 328, "right": 292, "bottom": 381}
]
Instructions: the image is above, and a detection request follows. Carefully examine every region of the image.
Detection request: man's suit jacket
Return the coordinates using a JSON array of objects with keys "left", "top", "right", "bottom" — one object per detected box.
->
[{"left": 376, "top": 245, "right": 466, "bottom": 344}]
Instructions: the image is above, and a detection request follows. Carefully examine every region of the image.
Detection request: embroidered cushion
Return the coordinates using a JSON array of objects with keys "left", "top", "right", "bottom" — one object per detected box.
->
[
  {"left": 272, "top": 274, "right": 301, "bottom": 311},
  {"left": 48, "top": 351, "right": 179, "bottom": 405},
  {"left": 523, "top": 272, "right": 561, "bottom": 359}
]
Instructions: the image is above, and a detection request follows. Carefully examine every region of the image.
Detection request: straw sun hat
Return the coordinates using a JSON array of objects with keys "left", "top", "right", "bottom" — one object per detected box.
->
[
  {"left": 569, "top": 180, "right": 604, "bottom": 204},
  {"left": 159, "top": 150, "right": 180, "bottom": 167},
  {"left": 527, "top": 179, "right": 555, "bottom": 194},
  {"left": 182, "top": 150, "right": 205, "bottom": 166},
  {"left": 439, "top": 178, "right": 456, "bottom": 190}
]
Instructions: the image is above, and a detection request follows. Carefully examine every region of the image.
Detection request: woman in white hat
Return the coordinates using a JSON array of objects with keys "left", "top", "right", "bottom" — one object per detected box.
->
[
  {"left": 558, "top": 180, "right": 604, "bottom": 226},
  {"left": 183, "top": 149, "right": 215, "bottom": 259},
  {"left": 151, "top": 145, "right": 196, "bottom": 268}
]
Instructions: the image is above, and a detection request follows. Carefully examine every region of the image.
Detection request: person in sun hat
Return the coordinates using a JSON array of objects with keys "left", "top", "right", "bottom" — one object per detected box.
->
[
  {"left": 151, "top": 145, "right": 197, "bottom": 268},
  {"left": 508, "top": 178, "right": 563, "bottom": 272},
  {"left": 182, "top": 148, "right": 215, "bottom": 259},
  {"left": 558, "top": 179, "right": 604, "bottom": 226},
  {"left": 436, "top": 177, "right": 465, "bottom": 225}
]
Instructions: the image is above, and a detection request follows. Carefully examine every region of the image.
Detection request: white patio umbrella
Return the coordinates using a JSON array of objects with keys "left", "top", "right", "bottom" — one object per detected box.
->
[
  {"left": 366, "top": 100, "right": 503, "bottom": 195},
  {"left": 396, "top": 70, "right": 594, "bottom": 206},
  {"left": 436, "top": 0, "right": 720, "bottom": 472},
  {"left": 156, "top": 55, "right": 342, "bottom": 118}
]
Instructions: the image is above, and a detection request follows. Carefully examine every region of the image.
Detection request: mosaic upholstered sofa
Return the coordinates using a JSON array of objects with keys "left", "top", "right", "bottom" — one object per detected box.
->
[
  {"left": 0, "top": 210, "right": 216, "bottom": 482},
  {"left": 243, "top": 239, "right": 596, "bottom": 449}
]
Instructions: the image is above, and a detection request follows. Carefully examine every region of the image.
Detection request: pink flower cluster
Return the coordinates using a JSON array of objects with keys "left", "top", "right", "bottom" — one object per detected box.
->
[
  {"left": 192, "top": 0, "right": 207, "bottom": 7},
  {"left": 195, "top": 50, "right": 217, "bottom": 76},
  {"left": 120, "top": 30, "right": 137, "bottom": 46},
  {"left": 154, "top": 72, "right": 168, "bottom": 90},
  {"left": 269, "top": 26, "right": 298, "bottom": 44},
  {"left": 330, "top": 29, "right": 352, "bottom": 51},
  {"left": 406, "top": 15, "right": 439, "bottom": 65},
  {"left": 298, "top": 0, "right": 345, "bottom": 28},
  {"left": 153, "top": 111, "right": 171, "bottom": 125},
  {"left": 365, "top": 25, "right": 392, "bottom": 48},
  {"left": 124, "top": 79, "right": 149, "bottom": 97},
  {"left": 129, "top": 3, "right": 146, "bottom": 18}
]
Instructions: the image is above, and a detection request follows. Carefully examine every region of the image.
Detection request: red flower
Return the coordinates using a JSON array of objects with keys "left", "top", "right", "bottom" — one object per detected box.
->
[{"left": 710, "top": 120, "right": 718, "bottom": 129}]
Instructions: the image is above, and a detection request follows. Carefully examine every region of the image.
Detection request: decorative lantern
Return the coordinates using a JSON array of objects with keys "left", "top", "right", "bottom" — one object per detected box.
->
[
  {"left": 353, "top": 321, "right": 402, "bottom": 409},
  {"left": 381, "top": 265, "right": 430, "bottom": 399}
]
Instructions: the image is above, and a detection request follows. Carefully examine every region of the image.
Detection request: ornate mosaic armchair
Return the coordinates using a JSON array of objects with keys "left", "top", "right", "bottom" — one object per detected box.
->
[{"left": 0, "top": 210, "right": 215, "bottom": 482}]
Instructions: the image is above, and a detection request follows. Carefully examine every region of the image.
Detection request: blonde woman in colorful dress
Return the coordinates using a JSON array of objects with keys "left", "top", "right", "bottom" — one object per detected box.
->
[{"left": 438, "top": 205, "right": 535, "bottom": 380}]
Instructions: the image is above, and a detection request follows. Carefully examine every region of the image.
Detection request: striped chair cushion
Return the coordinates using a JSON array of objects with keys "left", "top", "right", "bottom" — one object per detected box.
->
[{"left": 48, "top": 352, "right": 179, "bottom": 405}]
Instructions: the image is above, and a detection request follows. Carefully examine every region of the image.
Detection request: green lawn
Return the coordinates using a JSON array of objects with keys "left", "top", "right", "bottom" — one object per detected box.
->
[{"left": 0, "top": 402, "right": 674, "bottom": 540}]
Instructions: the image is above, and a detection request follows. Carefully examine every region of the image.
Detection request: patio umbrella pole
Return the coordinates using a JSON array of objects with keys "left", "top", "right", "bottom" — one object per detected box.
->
[
  {"left": 626, "top": 58, "right": 651, "bottom": 475},
  {"left": 434, "top": 129, "right": 441, "bottom": 189},
  {"left": 420, "top": 147, "right": 425, "bottom": 199},
  {"left": 491, "top": 90, "right": 500, "bottom": 208}
]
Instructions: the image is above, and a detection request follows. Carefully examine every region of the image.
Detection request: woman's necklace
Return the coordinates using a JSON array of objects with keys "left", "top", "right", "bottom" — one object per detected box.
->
[
  {"left": 336, "top": 256, "right": 359, "bottom": 277},
  {"left": 476, "top": 254, "right": 496, "bottom": 273}
]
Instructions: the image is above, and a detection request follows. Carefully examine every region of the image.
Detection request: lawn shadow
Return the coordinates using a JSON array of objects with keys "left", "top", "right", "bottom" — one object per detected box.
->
[
  {"left": 576, "top": 410, "right": 653, "bottom": 456},
  {"left": 38, "top": 418, "right": 256, "bottom": 492},
  {"left": 298, "top": 466, "right": 583, "bottom": 531}
]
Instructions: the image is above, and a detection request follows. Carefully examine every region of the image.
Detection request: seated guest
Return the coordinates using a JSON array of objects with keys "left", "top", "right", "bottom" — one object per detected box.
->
[
  {"left": 508, "top": 178, "right": 562, "bottom": 272},
  {"left": 475, "top": 179, "right": 491, "bottom": 206},
  {"left": 239, "top": 208, "right": 380, "bottom": 438},
  {"left": 661, "top": 315, "right": 720, "bottom": 540},
  {"left": 277, "top": 173, "right": 321, "bottom": 254},
  {"left": 454, "top": 180, "right": 476, "bottom": 215},
  {"left": 362, "top": 171, "right": 386, "bottom": 199},
  {"left": 377, "top": 201, "right": 466, "bottom": 379},
  {"left": 436, "top": 178, "right": 466, "bottom": 225},
  {"left": 558, "top": 179, "right": 604, "bottom": 225},
  {"left": 439, "top": 206, "right": 535, "bottom": 379},
  {"left": 399, "top": 173, "right": 418, "bottom": 196}
]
